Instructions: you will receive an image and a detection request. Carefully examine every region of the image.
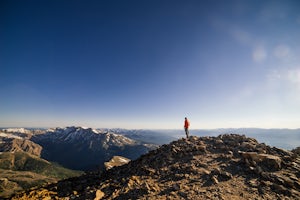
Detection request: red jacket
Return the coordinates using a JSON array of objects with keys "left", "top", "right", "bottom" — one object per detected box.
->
[{"left": 184, "top": 119, "right": 190, "bottom": 128}]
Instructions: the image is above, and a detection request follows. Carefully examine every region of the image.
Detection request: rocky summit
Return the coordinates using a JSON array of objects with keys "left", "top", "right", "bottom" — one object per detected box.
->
[{"left": 11, "top": 134, "right": 300, "bottom": 200}]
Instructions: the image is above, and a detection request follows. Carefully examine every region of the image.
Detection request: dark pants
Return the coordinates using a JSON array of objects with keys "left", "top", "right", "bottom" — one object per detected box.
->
[{"left": 185, "top": 128, "right": 189, "bottom": 138}]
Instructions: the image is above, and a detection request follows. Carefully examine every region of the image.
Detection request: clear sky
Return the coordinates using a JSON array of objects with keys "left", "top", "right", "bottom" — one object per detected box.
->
[{"left": 1, "top": 0, "right": 300, "bottom": 129}]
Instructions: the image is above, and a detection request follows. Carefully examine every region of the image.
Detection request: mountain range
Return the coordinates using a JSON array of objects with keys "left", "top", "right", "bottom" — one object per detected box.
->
[
  {"left": 10, "top": 134, "right": 300, "bottom": 200},
  {"left": 0, "top": 127, "right": 157, "bottom": 171},
  {"left": 1, "top": 126, "right": 300, "bottom": 199},
  {"left": 30, "top": 127, "right": 157, "bottom": 170},
  {"left": 0, "top": 126, "right": 157, "bottom": 198}
]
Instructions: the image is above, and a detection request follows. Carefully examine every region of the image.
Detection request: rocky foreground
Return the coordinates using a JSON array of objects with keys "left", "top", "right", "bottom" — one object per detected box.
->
[{"left": 11, "top": 134, "right": 300, "bottom": 200}]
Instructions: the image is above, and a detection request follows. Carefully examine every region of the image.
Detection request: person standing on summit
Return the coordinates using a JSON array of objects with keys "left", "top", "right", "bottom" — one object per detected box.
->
[{"left": 184, "top": 117, "right": 190, "bottom": 139}]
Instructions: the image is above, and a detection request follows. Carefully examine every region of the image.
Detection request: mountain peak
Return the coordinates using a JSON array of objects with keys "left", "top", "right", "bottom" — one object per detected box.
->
[
  {"left": 30, "top": 126, "right": 155, "bottom": 171},
  {"left": 47, "top": 126, "right": 97, "bottom": 133},
  {"left": 11, "top": 134, "right": 300, "bottom": 199}
]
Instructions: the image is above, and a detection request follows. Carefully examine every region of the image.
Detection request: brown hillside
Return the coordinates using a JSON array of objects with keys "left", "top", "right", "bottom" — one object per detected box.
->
[
  {"left": 11, "top": 134, "right": 300, "bottom": 200},
  {"left": 0, "top": 138, "right": 42, "bottom": 157}
]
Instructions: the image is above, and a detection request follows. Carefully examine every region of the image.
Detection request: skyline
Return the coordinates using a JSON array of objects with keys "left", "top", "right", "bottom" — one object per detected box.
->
[{"left": 1, "top": 0, "right": 300, "bottom": 129}]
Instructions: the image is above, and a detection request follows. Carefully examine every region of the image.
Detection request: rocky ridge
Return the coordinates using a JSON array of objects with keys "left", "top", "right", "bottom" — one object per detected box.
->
[
  {"left": 0, "top": 138, "right": 42, "bottom": 157},
  {"left": 11, "top": 134, "right": 300, "bottom": 200}
]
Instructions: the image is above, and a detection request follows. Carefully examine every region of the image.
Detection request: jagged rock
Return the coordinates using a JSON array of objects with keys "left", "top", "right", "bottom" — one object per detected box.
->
[
  {"left": 11, "top": 134, "right": 300, "bottom": 200},
  {"left": 241, "top": 152, "right": 282, "bottom": 171},
  {"left": 0, "top": 178, "right": 8, "bottom": 186},
  {"left": 211, "top": 175, "right": 219, "bottom": 184},
  {"left": 94, "top": 190, "right": 105, "bottom": 200},
  {"left": 292, "top": 147, "right": 300, "bottom": 156}
]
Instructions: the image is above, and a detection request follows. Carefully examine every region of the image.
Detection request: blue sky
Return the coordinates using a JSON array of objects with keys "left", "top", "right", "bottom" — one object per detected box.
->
[{"left": 1, "top": 0, "right": 300, "bottom": 129}]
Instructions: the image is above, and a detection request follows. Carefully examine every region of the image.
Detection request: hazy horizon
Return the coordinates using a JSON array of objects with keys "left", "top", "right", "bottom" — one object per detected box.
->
[
  {"left": 1, "top": 126, "right": 299, "bottom": 150},
  {"left": 1, "top": 126, "right": 299, "bottom": 131}
]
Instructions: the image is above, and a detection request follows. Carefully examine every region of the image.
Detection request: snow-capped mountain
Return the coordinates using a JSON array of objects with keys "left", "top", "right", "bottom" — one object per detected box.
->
[
  {"left": 96, "top": 128, "right": 178, "bottom": 145},
  {"left": 39, "top": 126, "right": 137, "bottom": 148},
  {"left": 0, "top": 128, "right": 47, "bottom": 139},
  {"left": 31, "top": 126, "right": 157, "bottom": 170},
  {"left": 0, "top": 126, "right": 158, "bottom": 171},
  {"left": 0, "top": 129, "right": 30, "bottom": 140},
  {"left": 0, "top": 132, "right": 23, "bottom": 140},
  {"left": 2, "top": 128, "right": 32, "bottom": 134}
]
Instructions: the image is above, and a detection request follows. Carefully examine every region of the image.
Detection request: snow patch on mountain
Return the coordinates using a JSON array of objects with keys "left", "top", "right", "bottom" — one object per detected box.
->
[
  {"left": 3, "top": 128, "right": 31, "bottom": 134},
  {"left": 0, "top": 132, "right": 23, "bottom": 140},
  {"left": 38, "top": 127, "right": 138, "bottom": 148}
]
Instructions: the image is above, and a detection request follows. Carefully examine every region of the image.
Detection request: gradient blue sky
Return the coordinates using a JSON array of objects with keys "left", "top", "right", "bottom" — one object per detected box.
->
[{"left": 1, "top": 0, "right": 300, "bottom": 129}]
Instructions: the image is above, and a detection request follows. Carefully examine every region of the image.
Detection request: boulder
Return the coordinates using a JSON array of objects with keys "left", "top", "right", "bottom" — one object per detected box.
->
[
  {"left": 94, "top": 190, "right": 105, "bottom": 200},
  {"left": 241, "top": 152, "right": 282, "bottom": 171}
]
